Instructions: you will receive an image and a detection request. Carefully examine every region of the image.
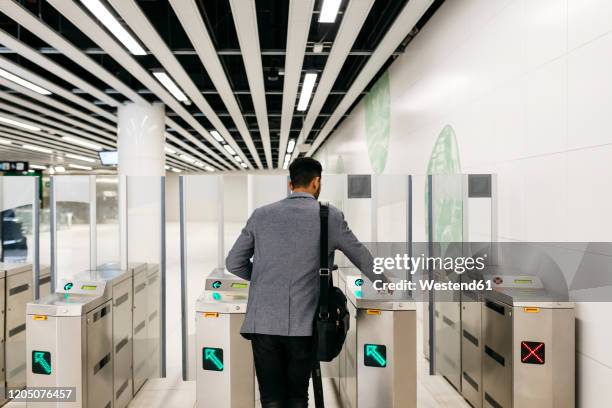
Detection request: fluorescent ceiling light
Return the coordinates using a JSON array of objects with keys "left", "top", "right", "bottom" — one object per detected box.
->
[
  {"left": 287, "top": 139, "right": 296, "bottom": 154},
  {"left": 30, "top": 164, "right": 46, "bottom": 170},
  {"left": 240, "top": 162, "right": 248, "bottom": 169},
  {"left": 223, "top": 144, "right": 236, "bottom": 156},
  {"left": 0, "top": 68, "right": 52, "bottom": 95},
  {"left": 66, "top": 153, "right": 96, "bottom": 163},
  {"left": 234, "top": 156, "right": 242, "bottom": 163},
  {"left": 68, "top": 164, "right": 93, "bottom": 170},
  {"left": 0, "top": 116, "right": 41, "bottom": 132},
  {"left": 210, "top": 130, "right": 224, "bottom": 143},
  {"left": 164, "top": 165, "right": 170, "bottom": 170},
  {"left": 204, "top": 165, "right": 215, "bottom": 172},
  {"left": 171, "top": 167, "right": 182, "bottom": 173},
  {"left": 194, "top": 161, "right": 204, "bottom": 167},
  {"left": 80, "top": 0, "right": 146, "bottom": 55},
  {"left": 22, "top": 144, "right": 52, "bottom": 154},
  {"left": 297, "top": 73, "right": 317, "bottom": 111},
  {"left": 0, "top": 138, "right": 11, "bottom": 145},
  {"left": 319, "top": 0, "right": 341, "bottom": 23},
  {"left": 62, "top": 136, "right": 102, "bottom": 150},
  {"left": 179, "top": 154, "right": 196, "bottom": 164},
  {"left": 152, "top": 71, "right": 189, "bottom": 102},
  {"left": 164, "top": 146, "right": 176, "bottom": 154},
  {"left": 54, "top": 166, "right": 66, "bottom": 173}
]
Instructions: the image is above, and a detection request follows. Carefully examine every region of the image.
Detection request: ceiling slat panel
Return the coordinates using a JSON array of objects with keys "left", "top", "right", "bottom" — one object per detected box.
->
[
  {"left": 229, "top": 0, "right": 272, "bottom": 168},
  {"left": 278, "top": 0, "right": 314, "bottom": 167}
]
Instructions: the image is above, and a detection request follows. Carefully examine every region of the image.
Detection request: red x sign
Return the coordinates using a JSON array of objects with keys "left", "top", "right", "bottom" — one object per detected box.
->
[{"left": 521, "top": 341, "right": 545, "bottom": 365}]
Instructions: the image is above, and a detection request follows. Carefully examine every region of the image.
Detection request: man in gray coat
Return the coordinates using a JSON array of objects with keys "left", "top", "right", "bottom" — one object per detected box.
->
[{"left": 226, "top": 157, "right": 380, "bottom": 408}]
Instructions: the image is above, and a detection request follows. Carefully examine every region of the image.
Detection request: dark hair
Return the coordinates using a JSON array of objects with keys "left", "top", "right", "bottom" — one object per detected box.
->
[{"left": 289, "top": 157, "right": 322, "bottom": 187}]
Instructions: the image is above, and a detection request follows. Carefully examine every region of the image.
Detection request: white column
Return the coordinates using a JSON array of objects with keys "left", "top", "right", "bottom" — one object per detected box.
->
[
  {"left": 117, "top": 102, "right": 165, "bottom": 269},
  {"left": 117, "top": 102, "right": 165, "bottom": 176}
]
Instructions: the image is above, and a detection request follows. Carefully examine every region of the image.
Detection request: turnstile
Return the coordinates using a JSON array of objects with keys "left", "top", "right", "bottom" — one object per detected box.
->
[
  {"left": 131, "top": 263, "right": 149, "bottom": 393},
  {"left": 482, "top": 275, "right": 575, "bottom": 408},
  {"left": 27, "top": 278, "right": 113, "bottom": 408},
  {"left": 1, "top": 262, "right": 33, "bottom": 401},
  {"left": 146, "top": 263, "right": 161, "bottom": 378},
  {"left": 195, "top": 269, "right": 253, "bottom": 408},
  {"left": 74, "top": 266, "right": 134, "bottom": 408},
  {"left": 336, "top": 269, "right": 417, "bottom": 408}
]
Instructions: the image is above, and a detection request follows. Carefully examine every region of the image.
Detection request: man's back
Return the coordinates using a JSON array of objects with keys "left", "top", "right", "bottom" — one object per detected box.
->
[{"left": 226, "top": 192, "right": 375, "bottom": 336}]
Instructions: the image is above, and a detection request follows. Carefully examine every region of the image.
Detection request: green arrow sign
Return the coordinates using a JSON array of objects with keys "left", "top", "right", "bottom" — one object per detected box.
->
[
  {"left": 32, "top": 351, "right": 52, "bottom": 375},
  {"left": 364, "top": 344, "right": 387, "bottom": 368},
  {"left": 355, "top": 278, "right": 364, "bottom": 287},
  {"left": 212, "top": 281, "right": 222, "bottom": 289},
  {"left": 63, "top": 282, "right": 73, "bottom": 291},
  {"left": 203, "top": 347, "right": 224, "bottom": 371}
]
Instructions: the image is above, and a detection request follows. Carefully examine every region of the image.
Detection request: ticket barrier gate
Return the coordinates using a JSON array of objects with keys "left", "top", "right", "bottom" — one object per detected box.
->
[
  {"left": 74, "top": 266, "right": 134, "bottom": 408},
  {"left": 26, "top": 278, "right": 113, "bottom": 408},
  {"left": 195, "top": 269, "right": 253, "bottom": 408},
  {"left": 335, "top": 269, "right": 417, "bottom": 408},
  {"left": 481, "top": 275, "right": 574, "bottom": 408}
]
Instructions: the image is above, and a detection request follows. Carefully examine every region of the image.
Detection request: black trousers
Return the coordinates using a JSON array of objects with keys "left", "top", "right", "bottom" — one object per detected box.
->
[{"left": 251, "top": 334, "right": 314, "bottom": 407}]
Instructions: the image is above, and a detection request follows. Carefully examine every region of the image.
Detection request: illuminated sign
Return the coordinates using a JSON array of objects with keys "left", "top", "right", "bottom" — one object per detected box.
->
[
  {"left": 514, "top": 279, "right": 533, "bottom": 285},
  {"left": 231, "top": 283, "right": 248, "bottom": 289},
  {"left": 212, "top": 292, "right": 221, "bottom": 301},
  {"left": 364, "top": 344, "right": 387, "bottom": 368},
  {"left": 203, "top": 347, "right": 224, "bottom": 371},
  {"left": 355, "top": 278, "right": 364, "bottom": 287},
  {"left": 32, "top": 351, "right": 52, "bottom": 375},
  {"left": 63, "top": 282, "right": 73, "bottom": 291},
  {"left": 81, "top": 285, "right": 97, "bottom": 290},
  {"left": 521, "top": 341, "right": 545, "bottom": 365},
  {"left": 212, "top": 281, "right": 222, "bottom": 289}
]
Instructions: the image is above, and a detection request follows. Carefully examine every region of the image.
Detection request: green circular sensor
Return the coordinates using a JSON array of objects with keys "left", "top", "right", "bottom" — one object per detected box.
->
[
  {"left": 212, "top": 281, "right": 222, "bottom": 289},
  {"left": 63, "top": 282, "right": 73, "bottom": 291},
  {"left": 212, "top": 292, "right": 221, "bottom": 301},
  {"left": 355, "top": 278, "right": 364, "bottom": 287}
]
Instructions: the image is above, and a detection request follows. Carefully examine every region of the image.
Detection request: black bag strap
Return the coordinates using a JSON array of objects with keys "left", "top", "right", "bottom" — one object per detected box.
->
[{"left": 318, "top": 202, "right": 330, "bottom": 319}]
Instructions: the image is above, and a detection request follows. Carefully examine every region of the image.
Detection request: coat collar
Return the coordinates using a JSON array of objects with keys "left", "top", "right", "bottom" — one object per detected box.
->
[{"left": 288, "top": 192, "right": 315, "bottom": 200}]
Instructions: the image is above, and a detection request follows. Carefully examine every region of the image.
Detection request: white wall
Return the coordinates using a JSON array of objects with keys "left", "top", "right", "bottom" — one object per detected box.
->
[{"left": 315, "top": 0, "right": 612, "bottom": 405}]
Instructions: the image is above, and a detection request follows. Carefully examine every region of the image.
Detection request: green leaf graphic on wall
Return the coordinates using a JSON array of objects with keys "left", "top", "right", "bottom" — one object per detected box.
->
[
  {"left": 425, "top": 125, "right": 463, "bottom": 242},
  {"left": 365, "top": 72, "right": 391, "bottom": 174}
]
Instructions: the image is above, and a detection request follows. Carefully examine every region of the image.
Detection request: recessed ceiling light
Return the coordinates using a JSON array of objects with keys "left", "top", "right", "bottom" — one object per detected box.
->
[
  {"left": 29, "top": 164, "right": 47, "bottom": 170},
  {"left": 287, "top": 139, "right": 296, "bottom": 154},
  {"left": 62, "top": 136, "right": 102, "bottom": 150},
  {"left": 319, "top": 0, "right": 341, "bottom": 23},
  {"left": 0, "top": 116, "right": 41, "bottom": 132},
  {"left": 194, "top": 161, "right": 204, "bottom": 167},
  {"left": 0, "top": 138, "right": 11, "bottom": 145},
  {"left": 297, "top": 73, "right": 317, "bottom": 111},
  {"left": 223, "top": 144, "right": 236, "bottom": 156},
  {"left": 171, "top": 167, "right": 182, "bottom": 173},
  {"left": 164, "top": 165, "right": 170, "bottom": 170},
  {"left": 68, "top": 164, "right": 93, "bottom": 171},
  {"left": 54, "top": 166, "right": 66, "bottom": 173},
  {"left": 80, "top": 0, "right": 146, "bottom": 55},
  {"left": 204, "top": 166, "right": 215, "bottom": 172},
  {"left": 240, "top": 162, "right": 248, "bottom": 169},
  {"left": 22, "top": 144, "right": 52, "bottom": 154},
  {"left": 210, "top": 130, "right": 224, "bottom": 143},
  {"left": 165, "top": 146, "right": 176, "bottom": 154},
  {"left": 0, "top": 68, "right": 52, "bottom": 95},
  {"left": 66, "top": 153, "right": 96, "bottom": 163},
  {"left": 179, "top": 154, "right": 196, "bottom": 164},
  {"left": 234, "top": 156, "right": 242, "bottom": 163},
  {"left": 153, "top": 71, "right": 189, "bottom": 103}
]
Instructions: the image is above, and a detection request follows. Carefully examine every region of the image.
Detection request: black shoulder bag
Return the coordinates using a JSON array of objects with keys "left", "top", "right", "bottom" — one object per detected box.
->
[{"left": 315, "top": 202, "right": 350, "bottom": 362}]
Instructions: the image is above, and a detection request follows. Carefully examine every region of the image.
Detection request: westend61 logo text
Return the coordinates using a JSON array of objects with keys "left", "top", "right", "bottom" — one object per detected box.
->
[{"left": 372, "top": 253, "right": 487, "bottom": 275}]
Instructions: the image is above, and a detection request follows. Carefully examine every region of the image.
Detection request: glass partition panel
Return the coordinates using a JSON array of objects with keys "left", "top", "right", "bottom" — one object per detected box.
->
[
  {"left": 1, "top": 176, "right": 36, "bottom": 264},
  {"left": 319, "top": 174, "right": 348, "bottom": 267},
  {"left": 247, "top": 174, "right": 287, "bottom": 214},
  {"left": 40, "top": 176, "right": 52, "bottom": 296},
  {"left": 53, "top": 175, "right": 91, "bottom": 283},
  {"left": 375, "top": 174, "right": 410, "bottom": 242},
  {"left": 222, "top": 175, "right": 248, "bottom": 260},
  {"left": 181, "top": 175, "right": 221, "bottom": 380},
  {"left": 96, "top": 176, "right": 120, "bottom": 265},
  {"left": 126, "top": 176, "right": 163, "bottom": 380}
]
